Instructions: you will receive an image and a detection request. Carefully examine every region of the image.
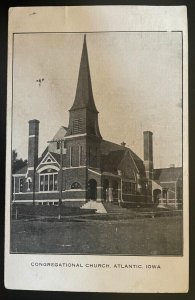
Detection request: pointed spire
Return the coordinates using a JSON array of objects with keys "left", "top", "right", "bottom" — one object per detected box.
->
[{"left": 70, "top": 35, "right": 98, "bottom": 112}]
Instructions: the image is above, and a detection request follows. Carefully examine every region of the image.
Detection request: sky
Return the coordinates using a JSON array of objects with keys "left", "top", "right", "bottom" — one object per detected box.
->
[{"left": 12, "top": 32, "right": 182, "bottom": 168}]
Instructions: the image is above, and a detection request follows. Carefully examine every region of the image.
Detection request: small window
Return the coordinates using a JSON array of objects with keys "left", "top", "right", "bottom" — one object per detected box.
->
[
  {"left": 47, "top": 158, "right": 51, "bottom": 162},
  {"left": 57, "top": 141, "right": 60, "bottom": 149},
  {"left": 71, "top": 182, "right": 81, "bottom": 189},
  {"left": 19, "top": 178, "right": 23, "bottom": 193}
]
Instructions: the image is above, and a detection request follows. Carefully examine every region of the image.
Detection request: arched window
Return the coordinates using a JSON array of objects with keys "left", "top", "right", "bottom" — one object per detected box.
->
[
  {"left": 26, "top": 177, "right": 32, "bottom": 191},
  {"left": 71, "top": 182, "right": 81, "bottom": 189},
  {"left": 39, "top": 168, "right": 58, "bottom": 191}
]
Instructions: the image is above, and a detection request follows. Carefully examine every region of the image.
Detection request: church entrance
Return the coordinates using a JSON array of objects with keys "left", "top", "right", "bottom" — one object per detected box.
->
[{"left": 87, "top": 179, "right": 97, "bottom": 200}]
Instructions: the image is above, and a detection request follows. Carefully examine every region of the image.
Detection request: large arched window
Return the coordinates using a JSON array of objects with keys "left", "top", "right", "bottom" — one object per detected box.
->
[{"left": 39, "top": 168, "right": 58, "bottom": 191}]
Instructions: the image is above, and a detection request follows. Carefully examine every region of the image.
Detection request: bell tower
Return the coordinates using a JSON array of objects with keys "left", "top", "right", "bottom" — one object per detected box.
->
[
  {"left": 64, "top": 35, "right": 102, "bottom": 201},
  {"left": 66, "top": 35, "right": 101, "bottom": 139}
]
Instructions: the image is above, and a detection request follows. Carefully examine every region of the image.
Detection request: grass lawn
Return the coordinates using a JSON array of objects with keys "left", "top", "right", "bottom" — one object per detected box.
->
[{"left": 10, "top": 216, "right": 183, "bottom": 255}]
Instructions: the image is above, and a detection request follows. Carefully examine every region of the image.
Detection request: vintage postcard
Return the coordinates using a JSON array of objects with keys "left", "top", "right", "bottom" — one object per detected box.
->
[{"left": 5, "top": 6, "right": 188, "bottom": 292}]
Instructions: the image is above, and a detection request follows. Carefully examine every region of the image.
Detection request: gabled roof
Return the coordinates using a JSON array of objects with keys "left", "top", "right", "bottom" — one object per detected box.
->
[
  {"left": 153, "top": 167, "right": 182, "bottom": 182},
  {"left": 41, "top": 152, "right": 56, "bottom": 164},
  {"left": 37, "top": 151, "right": 66, "bottom": 170},
  {"left": 100, "top": 139, "right": 145, "bottom": 177},
  {"left": 70, "top": 35, "right": 98, "bottom": 113},
  {"left": 101, "top": 149, "right": 138, "bottom": 180},
  {"left": 49, "top": 152, "right": 66, "bottom": 166},
  {"left": 101, "top": 150, "right": 125, "bottom": 173},
  {"left": 37, "top": 146, "right": 49, "bottom": 165}
]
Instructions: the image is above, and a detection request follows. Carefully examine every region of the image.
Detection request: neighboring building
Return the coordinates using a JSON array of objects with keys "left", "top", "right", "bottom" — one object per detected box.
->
[
  {"left": 153, "top": 166, "right": 183, "bottom": 209},
  {"left": 12, "top": 35, "right": 183, "bottom": 209}
]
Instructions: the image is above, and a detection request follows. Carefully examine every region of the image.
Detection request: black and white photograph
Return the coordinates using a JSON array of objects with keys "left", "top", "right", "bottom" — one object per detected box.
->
[
  {"left": 11, "top": 31, "right": 183, "bottom": 255},
  {"left": 4, "top": 6, "right": 188, "bottom": 293}
]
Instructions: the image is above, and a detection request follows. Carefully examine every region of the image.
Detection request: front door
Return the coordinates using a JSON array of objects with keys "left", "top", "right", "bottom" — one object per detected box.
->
[{"left": 87, "top": 179, "right": 97, "bottom": 200}]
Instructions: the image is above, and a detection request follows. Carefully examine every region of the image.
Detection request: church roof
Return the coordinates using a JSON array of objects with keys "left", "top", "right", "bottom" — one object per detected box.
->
[
  {"left": 49, "top": 152, "right": 66, "bottom": 166},
  {"left": 153, "top": 167, "right": 182, "bottom": 182},
  {"left": 101, "top": 150, "right": 125, "bottom": 173},
  {"left": 37, "top": 150, "right": 66, "bottom": 169},
  {"left": 38, "top": 146, "right": 49, "bottom": 164},
  {"left": 100, "top": 140, "right": 145, "bottom": 177},
  {"left": 70, "top": 35, "right": 98, "bottom": 112}
]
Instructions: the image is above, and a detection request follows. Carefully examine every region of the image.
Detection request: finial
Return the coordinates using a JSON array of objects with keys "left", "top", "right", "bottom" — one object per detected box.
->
[{"left": 121, "top": 142, "right": 126, "bottom": 147}]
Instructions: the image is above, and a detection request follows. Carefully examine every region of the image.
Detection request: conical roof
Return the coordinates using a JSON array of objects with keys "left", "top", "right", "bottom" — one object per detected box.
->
[{"left": 70, "top": 35, "right": 98, "bottom": 112}]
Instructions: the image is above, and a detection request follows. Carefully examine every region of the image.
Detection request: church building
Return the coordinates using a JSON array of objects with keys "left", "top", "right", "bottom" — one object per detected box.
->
[{"left": 12, "top": 35, "right": 183, "bottom": 210}]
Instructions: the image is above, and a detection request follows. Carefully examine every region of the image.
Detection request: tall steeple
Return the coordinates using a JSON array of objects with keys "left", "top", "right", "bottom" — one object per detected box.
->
[
  {"left": 66, "top": 35, "right": 101, "bottom": 138},
  {"left": 70, "top": 35, "right": 98, "bottom": 113},
  {"left": 64, "top": 34, "right": 102, "bottom": 193}
]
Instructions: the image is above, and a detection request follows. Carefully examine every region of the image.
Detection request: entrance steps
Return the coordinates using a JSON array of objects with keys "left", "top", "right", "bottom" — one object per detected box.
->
[
  {"left": 103, "top": 202, "right": 128, "bottom": 213},
  {"left": 81, "top": 200, "right": 107, "bottom": 214}
]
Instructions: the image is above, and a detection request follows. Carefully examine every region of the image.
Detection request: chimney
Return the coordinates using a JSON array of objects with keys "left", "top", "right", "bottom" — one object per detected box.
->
[
  {"left": 143, "top": 131, "right": 153, "bottom": 179},
  {"left": 28, "top": 119, "right": 39, "bottom": 170}
]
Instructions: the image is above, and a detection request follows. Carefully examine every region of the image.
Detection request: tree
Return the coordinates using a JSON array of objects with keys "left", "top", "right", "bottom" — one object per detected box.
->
[{"left": 12, "top": 149, "right": 27, "bottom": 173}]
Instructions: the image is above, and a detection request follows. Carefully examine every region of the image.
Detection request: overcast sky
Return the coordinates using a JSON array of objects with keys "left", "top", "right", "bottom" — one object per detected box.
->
[{"left": 12, "top": 32, "right": 182, "bottom": 168}]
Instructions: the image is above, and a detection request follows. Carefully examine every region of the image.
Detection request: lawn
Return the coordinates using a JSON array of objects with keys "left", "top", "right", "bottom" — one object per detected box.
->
[{"left": 10, "top": 216, "right": 183, "bottom": 255}]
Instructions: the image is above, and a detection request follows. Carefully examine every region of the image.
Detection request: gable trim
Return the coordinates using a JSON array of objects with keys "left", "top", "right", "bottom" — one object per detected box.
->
[
  {"left": 37, "top": 164, "right": 60, "bottom": 174},
  {"left": 36, "top": 152, "right": 60, "bottom": 170}
]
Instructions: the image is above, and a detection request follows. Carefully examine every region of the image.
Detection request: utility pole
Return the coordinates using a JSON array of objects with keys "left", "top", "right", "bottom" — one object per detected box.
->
[
  {"left": 47, "top": 139, "right": 65, "bottom": 219},
  {"left": 33, "top": 164, "right": 36, "bottom": 206}
]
